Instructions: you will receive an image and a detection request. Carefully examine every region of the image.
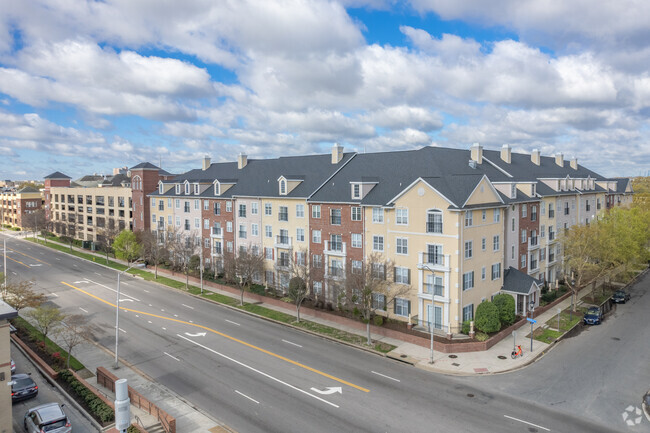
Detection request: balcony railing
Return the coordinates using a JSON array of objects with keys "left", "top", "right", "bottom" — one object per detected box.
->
[
  {"left": 323, "top": 240, "right": 346, "bottom": 256},
  {"left": 211, "top": 227, "right": 223, "bottom": 237},
  {"left": 277, "top": 258, "right": 290, "bottom": 268},
  {"left": 426, "top": 222, "right": 443, "bottom": 233},
  {"left": 423, "top": 283, "right": 444, "bottom": 297},
  {"left": 275, "top": 235, "right": 292, "bottom": 248},
  {"left": 417, "top": 252, "right": 450, "bottom": 270},
  {"left": 419, "top": 252, "right": 444, "bottom": 266},
  {"left": 548, "top": 210, "right": 555, "bottom": 218},
  {"left": 328, "top": 266, "right": 343, "bottom": 277},
  {"left": 528, "top": 236, "right": 539, "bottom": 249}
]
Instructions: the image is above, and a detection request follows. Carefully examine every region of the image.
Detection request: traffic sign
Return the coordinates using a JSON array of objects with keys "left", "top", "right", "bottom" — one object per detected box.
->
[{"left": 526, "top": 318, "right": 537, "bottom": 324}]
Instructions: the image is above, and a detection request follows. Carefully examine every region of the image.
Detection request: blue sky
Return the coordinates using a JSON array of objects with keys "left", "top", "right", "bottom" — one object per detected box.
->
[{"left": 0, "top": 0, "right": 648, "bottom": 180}]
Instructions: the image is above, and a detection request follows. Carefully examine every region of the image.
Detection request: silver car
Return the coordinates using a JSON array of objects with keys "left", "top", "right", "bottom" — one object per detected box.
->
[{"left": 24, "top": 402, "right": 71, "bottom": 433}]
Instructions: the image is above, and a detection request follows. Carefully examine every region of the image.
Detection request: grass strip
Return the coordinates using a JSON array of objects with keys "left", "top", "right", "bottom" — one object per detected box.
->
[{"left": 533, "top": 328, "right": 563, "bottom": 344}]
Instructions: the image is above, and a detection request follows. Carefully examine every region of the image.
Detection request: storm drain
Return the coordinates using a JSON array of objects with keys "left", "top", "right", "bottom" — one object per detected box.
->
[
  {"left": 611, "top": 337, "right": 621, "bottom": 341},
  {"left": 498, "top": 355, "right": 507, "bottom": 360},
  {"left": 452, "top": 363, "right": 460, "bottom": 367},
  {"left": 448, "top": 354, "right": 458, "bottom": 358}
]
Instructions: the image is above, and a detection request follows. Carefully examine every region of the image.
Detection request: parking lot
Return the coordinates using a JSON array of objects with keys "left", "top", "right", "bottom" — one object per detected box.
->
[{"left": 11, "top": 343, "right": 99, "bottom": 433}]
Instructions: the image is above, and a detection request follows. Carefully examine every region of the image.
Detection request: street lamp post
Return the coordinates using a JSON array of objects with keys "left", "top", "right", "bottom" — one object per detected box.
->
[
  {"left": 529, "top": 300, "right": 535, "bottom": 352},
  {"left": 115, "top": 262, "right": 144, "bottom": 369},
  {"left": 421, "top": 264, "right": 436, "bottom": 364}
]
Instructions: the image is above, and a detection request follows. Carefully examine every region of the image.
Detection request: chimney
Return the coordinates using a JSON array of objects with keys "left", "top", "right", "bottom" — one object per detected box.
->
[
  {"left": 500, "top": 144, "right": 511, "bottom": 164},
  {"left": 332, "top": 143, "right": 344, "bottom": 164},
  {"left": 570, "top": 157, "right": 578, "bottom": 170},
  {"left": 470, "top": 142, "right": 483, "bottom": 164},
  {"left": 237, "top": 153, "right": 247, "bottom": 169},
  {"left": 202, "top": 156, "right": 211, "bottom": 171},
  {"left": 555, "top": 153, "right": 563, "bottom": 167},
  {"left": 531, "top": 149, "right": 540, "bottom": 166}
]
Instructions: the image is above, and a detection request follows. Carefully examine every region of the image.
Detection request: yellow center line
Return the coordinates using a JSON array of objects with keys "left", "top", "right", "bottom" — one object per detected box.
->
[
  {"left": 3, "top": 254, "right": 31, "bottom": 269},
  {"left": 8, "top": 248, "right": 51, "bottom": 266},
  {"left": 61, "top": 281, "right": 370, "bottom": 393}
]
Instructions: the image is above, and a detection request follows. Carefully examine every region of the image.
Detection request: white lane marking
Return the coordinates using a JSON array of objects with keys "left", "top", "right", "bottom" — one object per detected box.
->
[
  {"left": 29, "top": 264, "right": 42, "bottom": 267},
  {"left": 50, "top": 293, "right": 59, "bottom": 297},
  {"left": 503, "top": 415, "right": 550, "bottom": 431},
  {"left": 282, "top": 339, "right": 303, "bottom": 348},
  {"left": 79, "top": 307, "right": 89, "bottom": 313},
  {"left": 135, "top": 315, "right": 139, "bottom": 318},
  {"left": 181, "top": 304, "right": 194, "bottom": 310},
  {"left": 177, "top": 334, "right": 339, "bottom": 408},
  {"left": 118, "top": 328, "right": 126, "bottom": 333},
  {"left": 147, "top": 321, "right": 152, "bottom": 324},
  {"left": 39, "top": 252, "right": 44, "bottom": 255},
  {"left": 73, "top": 280, "right": 89, "bottom": 284},
  {"left": 94, "top": 272, "right": 102, "bottom": 276},
  {"left": 143, "top": 289, "right": 149, "bottom": 293},
  {"left": 235, "top": 390, "right": 259, "bottom": 404},
  {"left": 121, "top": 282, "right": 129, "bottom": 286},
  {"left": 11, "top": 272, "right": 17, "bottom": 275},
  {"left": 189, "top": 320, "right": 193, "bottom": 323},
  {"left": 148, "top": 304, "right": 153, "bottom": 307},
  {"left": 162, "top": 327, "right": 167, "bottom": 331},
  {"left": 56, "top": 258, "right": 61, "bottom": 261},
  {"left": 85, "top": 278, "right": 140, "bottom": 301},
  {"left": 161, "top": 309, "right": 165, "bottom": 312},
  {"left": 118, "top": 299, "right": 133, "bottom": 303},
  {"left": 371, "top": 371, "right": 400, "bottom": 382},
  {"left": 310, "top": 387, "right": 342, "bottom": 395},
  {"left": 174, "top": 314, "right": 178, "bottom": 317},
  {"left": 164, "top": 352, "right": 180, "bottom": 362},
  {"left": 225, "top": 319, "right": 240, "bottom": 326}
]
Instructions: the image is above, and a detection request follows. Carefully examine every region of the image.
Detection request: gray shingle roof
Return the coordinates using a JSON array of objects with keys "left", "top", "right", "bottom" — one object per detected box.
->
[
  {"left": 44, "top": 171, "right": 71, "bottom": 179},
  {"left": 16, "top": 186, "right": 40, "bottom": 193},
  {"left": 501, "top": 266, "right": 542, "bottom": 295},
  {"left": 130, "top": 162, "right": 160, "bottom": 170}
]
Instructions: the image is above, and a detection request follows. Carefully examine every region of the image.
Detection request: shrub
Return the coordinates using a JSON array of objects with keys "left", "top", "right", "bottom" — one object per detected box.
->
[
  {"left": 373, "top": 315, "right": 384, "bottom": 326},
  {"left": 461, "top": 320, "right": 471, "bottom": 335},
  {"left": 475, "top": 331, "right": 489, "bottom": 341},
  {"left": 59, "top": 370, "right": 114, "bottom": 423},
  {"left": 541, "top": 290, "right": 558, "bottom": 304},
  {"left": 474, "top": 302, "right": 501, "bottom": 333},
  {"left": 492, "top": 294, "right": 516, "bottom": 326}
]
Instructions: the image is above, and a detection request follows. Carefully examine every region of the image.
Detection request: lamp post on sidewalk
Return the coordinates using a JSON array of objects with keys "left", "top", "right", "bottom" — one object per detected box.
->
[
  {"left": 115, "top": 262, "right": 145, "bottom": 369},
  {"left": 421, "top": 265, "right": 437, "bottom": 364},
  {"left": 529, "top": 300, "right": 535, "bottom": 352}
]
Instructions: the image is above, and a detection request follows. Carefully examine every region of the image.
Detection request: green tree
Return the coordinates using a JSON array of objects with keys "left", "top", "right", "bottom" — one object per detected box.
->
[
  {"left": 112, "top": 230, "right": 142, "bottom": 265},
  {"left": 492, "top": 294, "right": 516, "bottom": 326},
  {"left": 2, "top": 280, "right": 46, "bottom": 312},
  {"left": 288, "top": 276, "right": 308, "bottom": 323},
  {"left": 26, "top": 305, "right": 66, "bottom": 344},
  {"left": 59, "top": 314, "right": 91, "bottom": 368},
  {"left": 474, "top": 301, "right": 500, "bottom": 334}
]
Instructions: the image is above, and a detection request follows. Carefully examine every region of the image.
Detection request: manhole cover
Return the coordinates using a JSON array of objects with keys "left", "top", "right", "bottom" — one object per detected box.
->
[
  {"left": 400, "top": 354, "right": 407, "bottom": 358},
  {"left": 467, "top": 393, "right": 474, "bottom": 398},
  {"left": 611, "top": 337, "right": 620, "bottom": 341},
  {"left": 452, "top": 362, "right": 460, "bottom": 367},
  {"left": 528, "top": 428, "right": 538, "bottom": 432},
  {"left": 498, "top": 355, "right": 507, "bottom": 360},
  {"left": 448, "top": 354, "right": 458, "bottom": 358}
]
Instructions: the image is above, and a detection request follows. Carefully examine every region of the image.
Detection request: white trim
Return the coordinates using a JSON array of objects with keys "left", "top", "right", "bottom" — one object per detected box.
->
[
  {"left": 481, "top": 157, "right": 514, "bottom": 178},
  {"left": 387, "top": 177, "right": 457, "bottom": 208}
]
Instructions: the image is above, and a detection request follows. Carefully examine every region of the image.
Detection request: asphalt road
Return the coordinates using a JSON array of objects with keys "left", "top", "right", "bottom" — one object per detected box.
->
[
  {"left": 1, "top": 233, "right": 639, "bottom": 433},
  {"left": 11, "top": 341, "right": 98, "bottom": 433}
]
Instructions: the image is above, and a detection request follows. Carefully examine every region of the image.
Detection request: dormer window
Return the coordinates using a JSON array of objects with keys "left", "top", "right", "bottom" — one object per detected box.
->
[
  {"left": 352, "top": 183, "right": 361, "bottom": 200},
  {"left": 531, "top": 184, "right": 536, "bottom": 197},
  {"left": 184, "top": 181, "right": 190, "bottom": 195},
  {"left": 175, "top": 184, "right": 181, "bottom": 194},
  {"left": 510, "top": 184, "right": 516, "bottom": 199},
  {"left": 214, "top": 182, "right": 220, "bottom": 196},
  {"left": 279, "top": 179, "right": 287, "bottom": 195},
  {"left": 158, "top": 182, "right": 164, "bottom": 194},
  {"left": 194, "top": 183, "right": 199, "bottom": 195}
]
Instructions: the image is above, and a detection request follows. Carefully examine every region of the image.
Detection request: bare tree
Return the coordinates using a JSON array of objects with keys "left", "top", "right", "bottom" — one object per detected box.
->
[
  {"left": 343, "top": 253, "right": 410, "bottom": 345},
  {"left": 59, "top": 314, "right": 92, "bottom": 368},
  {"left": 26, "top": 305, "right": 66, "bottom": 344},
  {"left": 287, "top": 248, "right": 312, "bottom": 323},
  {"left": 97, "top": 220, "right": 120, "bottom": 264},
  {"left": 176, "top": 231, "right": 199, "bottom": 289},
  {"left": 2, "top": 280, "right": 46, "bottom": 312},
  {"left": 23, "top": 209, "right": 46, "bottom": 240},
  {"left": 138, "top": 230, "right": 168, "bottom": 279},
  {"left": 236, "top": 248, "right": 265, "bottom": 306}
]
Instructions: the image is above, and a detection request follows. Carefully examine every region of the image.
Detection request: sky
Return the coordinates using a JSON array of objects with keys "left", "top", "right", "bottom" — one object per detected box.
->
[{"left": 1, "top": 0, "right": 649, "bottom": 180}]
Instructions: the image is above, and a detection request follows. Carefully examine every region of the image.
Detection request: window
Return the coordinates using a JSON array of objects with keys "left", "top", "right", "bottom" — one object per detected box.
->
[
  {"left": 184, "top": 219, "right": 190, "bottom": 231},
  {"left": 313, "top": 281, "right": 323, "bottom": 295},
  {"left": 265, "top": 203, "right": 272, "bottom": 215},
  {"left": 373, "top": 235, "right": 384, "bottom": 252},
  {"left": 175, "top": 199, "right": 180, "bottom": 209},
  {"left": 464, "top": 241, "right": 473, "bottom": 259},
  {"left": 296, "top": 251, "right": 306, "bottom": 266},
  {"left": 295, "top": 204, "right": 305, "bottom": 218},
  {"left": 482, "top": 209, "right": 487, "bottom": 221},
  {"left": 214, "top": 202, "right": 221, "bottom": 215},
  {"left": 312, "top": 230, "right": 321, "bottom": 243},
  {"left": 239, "top": 204, "right": 246, "bottom": 218},
  {"left": 465, "top": 211, "right": 473, "bottom": 227},
  {"left": 329, "top": 234, "right": 342, "bottom": 251},
  {"left": 396, "top": 208, "right": 408, "bottom": 225},
  {"left": 511, "top": 245, "right": 515, "bottom": 260},
  {"left": 175, "top": 184, "right": 181, "bottom": 194},
  {"left": 204, "top": 238, "right": 210, "bottom": 248},
  {"left": 541, "top": 202, "right": 546, "bottom": 215},
  {"left": 278, "top": 229, "right": 289, "bottom": 245},
  {"left": 194, "top": 217, "right": 200, "bottom": 228},
  {"left": 493, "top": 208, "right": 501, "bottom": 222},
  {"left": 329, "top": 259, "right": 343, "bottom": 277},
  {"left": 265, "top": 225, "right": 272, "bottom": 238},
  {"left": 265, "top": 248, "right": 273, "bottom": 260},
  {"left": 279, "top": 206, "right": 288, "bottom": 221},
  {"left": 396, "top": 237, "right": 408, "bottom": 255},
  {"left": 541, "top": 225, "right": 546, "bottom": 238},
  {"left": 481, "top": 237, "right": 486, "bottom": 251},
  {"left": 462, "top": 271, "right": 474, "bottom": 290},
  {"left": 463, "top": 304, "right": 474, "bottom": 321},
  {"left": 426, "top": 244, "right": 443, "bottom": 265},
  {"left": 184, "top": 201, "right": 190, "bottom": 213},
  {"left": 352, "top": 184, "right": 361, "bottom": 199},
  {"left": 184, "top": 183, "right": 190, "bottom": 195},
  {"left": 540, "top": 248, "right": 546, "bottom": 262},
  {"left": 226, "top": 221, "right": 232, "bottom": 232},
  {"left": 427, "top": 210, "right": 443, "bottom": 233},
  {"left": 510, "top": 184, "right": 516, "bottom": 198},
  {"left": 372, "top": 293, "right": 386, "bottom": 310},
  {"left": 372, "top": 263, "right": 386, "bottom": 280},
  {"left": 351, "top": 207, "right": 361, "bottom": 221},
  {"left": 226, "top": 201, "right": 232, "bottom": 212},
  {"left": 564, "top": 201, "right": 570, "bottom": 215},
  {"left": 265, "top": 270, "right": 274, "bottom": 284},
  {"left": 296, "top": 228, "right": 305, "bottom": 242},
  {"left": 175, "top": 216, "right": 180, "bottom": 227},
  {"left": 312, "top": 254, "right": 322, "bottom": 268},
  {"left": 251, "top": 224, "right": 259, "bottom": 237},
  {"left": 239, "top": 224, "right": 247, "bottom": 239},
  {"left": 481, "top": 267, "right": 486, "bottom": 280},
  {"left": 521, "top": 254, "right": 526, "bottom": 268},
  {"left": 521, "top": 229, "right": 527, "bottom": 243},
  {"left": 203, "top": 219, "right": 210, "bottom": 229},
  {"left": 312, "top": 205, "right": 321, "bottom": 218},
  {"left": 203, "top": 200, "right": 209, "bottom": 210},
  {"left": 279, "top": 179, "right": 286, "bottom": 195},
  {"left": 493, "top": 235, "right": 500, "bottom": 251},
  {"left": 372, "top": 208, "right": 384, "bottom": 223},
  {"left": 395, "top": 267, "right": 410, "bottom": 284},
  {"left": 351, "top": 260, "right": 363, "bottom": 274},
  {"left": 549, "top": 203, "right": 555, "bottom": 218},
  {"left": 394, "top": 298, "right": 410, "bottom": 317},
  {"left": 531, "top": 205, "right": 537, "bottom": 222},
  {"left": 351, "top": 233, "right": 362, "bottom": 248},
  {"left": 491, "top": 263, "right": 501, "bottom": 280},
  {"left": 522, "top": 204, "right": 527, "bottom": 218},
  {"left": 194, "top": 199, "right": 199, "bottom": 210},
  {"left": 511, "top": 217, "right": 515, "bottom": 232},
  {"left": 168, "top": 215, "right": 172, "bottom": 226},
  {"left": 330, "top": 208, "right": 341, "bottom": 225}
]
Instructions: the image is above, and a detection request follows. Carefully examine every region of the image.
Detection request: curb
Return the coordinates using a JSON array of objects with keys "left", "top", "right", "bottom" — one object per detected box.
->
[{"left": 10, "top": 338, "right": 105, "bottom": 433}]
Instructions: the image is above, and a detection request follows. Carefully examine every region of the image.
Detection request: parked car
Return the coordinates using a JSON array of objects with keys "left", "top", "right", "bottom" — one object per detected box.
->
[
  {"left": 10, "top": 358, "right": 16, "bottom": 374},
  {"left": 10, "top": 373, "right": 38, "bottom": 403},
  {"left": 583, "top": 306, "right": 603, "bottom": 325},
  {"left": 611, "top": 290, "right": 631, "bottom": 304},
  {"left": 24, "top": 402, "right": 72, "bottom": 433}
]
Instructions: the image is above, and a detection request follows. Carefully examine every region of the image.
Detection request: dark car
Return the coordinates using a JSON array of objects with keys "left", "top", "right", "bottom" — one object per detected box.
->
[
  {"left": 612, "top": 290, "right": 631, "bottom": 304},
  {"left": 11, "top": 373, "right": 38, "bottom": 403},
  {"left": 24, "top": 402, "right": 72, "bottom": 433},
  {"left": 583, "top": 306, "right": 603, "bottom": 325}
]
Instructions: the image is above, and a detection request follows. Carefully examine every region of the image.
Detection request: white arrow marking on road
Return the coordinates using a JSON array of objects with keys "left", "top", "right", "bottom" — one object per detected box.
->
[
  {"left": 50, "top": 293, "right": 59, "bottom": 297},
  {"left": 310, "top": 387, "right": 342, "bottom": 395},
  {"left": 73, "top": 281, "right": 88, "bottom": 284},
  {"left": 55, "top": 258, "right": 60, "bottom": 261},
  {"left": 121, "top": 282, "right": 129, "bottom": 286},
  {"left": 118, "top": 299, "right": 134, "bottom": 303},
  {"left": 11, "top": 272, "right": 17, "bottom": 275},
  {"left": 118, "top": 328, "right": 126, "bottom": 333},
  {"left": 94, "top": 272, "right": 102, "bottom": 276},
  {"left": 184, "top": 332, "right": 206, "bottom": 337}
]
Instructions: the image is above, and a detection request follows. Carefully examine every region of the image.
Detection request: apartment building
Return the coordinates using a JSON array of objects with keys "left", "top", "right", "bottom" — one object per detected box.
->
[
  {"left": 131, "top": 163, "right": 174, "bottom": 233},
  {"left": 139, "top": 143, "right": 629, "bottom": 335},
  {"left": 0, "top": 186, "right": 43, "bottom": 229},
  {"left": 47, "top": 172, "right": 133, "bottom": 243}
]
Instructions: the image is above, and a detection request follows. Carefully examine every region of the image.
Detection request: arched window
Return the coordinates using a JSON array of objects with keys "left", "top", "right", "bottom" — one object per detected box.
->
[
  {"left": 133, "top": 176, "right": 142, "bottom": 191},
  {"left": 214, "top": 182, "right": 220, "bottom": 196},
  {"left": 279, "top": 179, "right": 286, "bottom": 195},
  {"left": 426, "top": 209, "right": 443, "bottom": 234},
  {"left": 184, "top": 181, "right": 190, "bottom": 195},
  {"left": 158, "top": 181, "right": 164, "bottom": 194}
]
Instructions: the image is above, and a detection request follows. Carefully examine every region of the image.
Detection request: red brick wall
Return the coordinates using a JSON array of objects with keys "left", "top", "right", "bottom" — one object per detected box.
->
[
  {"left": 44, "top": 178, "right": 70, "bottom": 220},
  {"left": 518, "top": 202, "right": 540, "bottom": 272},
  {"left": 201, "top": 198, "right": 235, "bottom": 269},
  {"left": 131, "top": 169, "right": 162, "bottom": 232}
]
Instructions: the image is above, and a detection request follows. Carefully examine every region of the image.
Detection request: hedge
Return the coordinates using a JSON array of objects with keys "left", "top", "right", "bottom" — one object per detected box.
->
[
  {"left": 58, "top": 370, "right": 114, "bottom": 423},
  {"left": 474, "top": 301, "right": 501, "bottom": 333},
  {"left": 492, "top": 294, "right": 516, "bottom": 326}
]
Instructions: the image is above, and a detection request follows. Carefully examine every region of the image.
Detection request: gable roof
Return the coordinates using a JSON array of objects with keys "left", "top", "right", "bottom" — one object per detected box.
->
[
  {"left": 501, "top": 266, "right": 542, "bottom": 295},
  {"left": 44, "top": 171, "right": 71, "bottom": 180},
  {"left": 16, "top": 186, "right": 40, "bottom": 193}
]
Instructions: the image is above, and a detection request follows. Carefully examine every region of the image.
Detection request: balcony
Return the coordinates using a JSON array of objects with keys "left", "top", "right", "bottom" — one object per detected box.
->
[
  {"left": 417, "top": 252, "right": 450, "bottom": 271},
  {"left": 548, "top": 232, "right": 556, "bottom": 243},
  {"left": 423, "top": 283, "right": 444, "bottom": 297},
  {"left": 275, "top": 235, "right": 292, "bottom": 249},
  {"left": 276, "top": 257, "right": 290, "bottom": 268},
  {"left": 528, "top": 236, "right": 539, "bottom": 250},
  {"left": 324, "top": 240, "right": 347, "bottom": 257},
  {"left": 530, "top": 260, "right": 539, "bottom": 272},
  {"left": 157, "top": 222, "right": 165, "bottom": 231},
  {"left": 211, "top": 227, "right": 223, "bottom": 238},
  {"left": 328, "top": 266, "right": 344, "bottom": 278}
]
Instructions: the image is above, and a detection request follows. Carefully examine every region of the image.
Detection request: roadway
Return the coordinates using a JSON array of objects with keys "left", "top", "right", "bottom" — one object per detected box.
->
[{"left": 1, "top": 232, "right": 633, "bottom": 432}]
